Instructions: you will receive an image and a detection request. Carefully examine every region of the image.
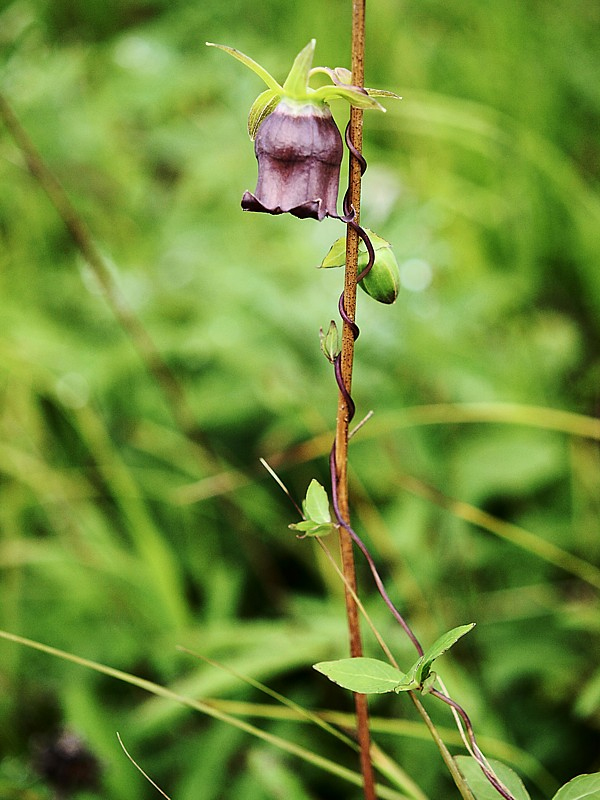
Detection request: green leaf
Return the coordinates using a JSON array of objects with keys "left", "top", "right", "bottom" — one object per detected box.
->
[
  {"left": 319, "top": 320, "right": 340, "bottom": 363},
  {"left": 303, "top": 479, "right": 331, "bottom": 525},
  {"left": 320, "top": 230, "right": 391, "bottom": 270},
  {"left": 206, "top": 43, "right": 283, "bottom": 93},
  {"left": 396, "top": 624, "right": 476, "bottom": 690},
  {"left": 320, "top": 236, "right": 346, "bottom": 269},
  {"left": 247, "top": 89, "right": 281, "bottom": 139},
  {"left": 282, "top": 40, "right": 315, "bottom": 98},
  {"left": 419, "top": 623, "right": 476, "bottom": 675},
  {"left": 456, "top": 757, "right": 531, "bottom": 800},
  {"left": 551, "top": 773, "right": 600, "bottom": 800},
  {"left": 314, "top": 658, "right": 406, "bottom": 694},
  {"left": 288, "top": 520, "right": 336, "bottom": 537}
]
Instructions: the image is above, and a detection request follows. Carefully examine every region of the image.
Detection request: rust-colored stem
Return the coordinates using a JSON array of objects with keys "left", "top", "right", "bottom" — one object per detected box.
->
[{"left": 334, "top": 3, "right": 376, "bottom": 799}]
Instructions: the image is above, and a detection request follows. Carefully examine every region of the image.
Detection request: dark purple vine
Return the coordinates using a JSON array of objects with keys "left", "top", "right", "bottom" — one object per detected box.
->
[{"left": 327, "top": 121, "right": 517, "bottom": 800}]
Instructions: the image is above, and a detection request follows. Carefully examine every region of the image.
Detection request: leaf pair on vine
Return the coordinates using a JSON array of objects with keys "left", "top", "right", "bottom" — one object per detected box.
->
[
  {"left": 288, "top": 479, "right": 337, "bottom": 538},
  {"left": 314, "top": 623, "right": 475, "bottom": 695}
]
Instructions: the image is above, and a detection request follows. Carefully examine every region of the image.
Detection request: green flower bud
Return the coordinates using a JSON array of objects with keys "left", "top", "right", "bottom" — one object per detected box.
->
[{"left": 358, "top": 243, "right": 400, "bottom": 304}]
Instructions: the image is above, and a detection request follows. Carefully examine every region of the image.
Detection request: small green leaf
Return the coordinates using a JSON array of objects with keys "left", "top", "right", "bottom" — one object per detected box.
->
[
  {"left": 456, "top": 756, "right": 531, "bottom": 800},
  {"left": 551, "top": 773, "right": 600, "bottom": 800},
  {"left": 314, "top": 658, "right": 406, "bottom": 694},
  {"left": 288, "top": 520, "right": 336, "bottom": 537},
  {"left": 320, "top": 230, "right": 391, "bottom": 271},
  {"left": 319, "top": 320, "right": 340, "bottom": 363},
  {"left": 303, "top": 479, "right": 331, "bottom": 525},
  {"left": 420, "top": 623, "right": 475, "bottom": 674},
  {"left": 206, "top": 43, "right": 283, "bottom": 93},
  {"left": 320, "top": 236, "right": 346, "bottom": 269},
  {"left": 397, "top": 624, "right": 476, "bottom": 690},
  {"left": 248, "top": 89, "right": 280, "bottom": 139},
  {"left": 282, "top": 40, "right": 316, "bottom": 98}
]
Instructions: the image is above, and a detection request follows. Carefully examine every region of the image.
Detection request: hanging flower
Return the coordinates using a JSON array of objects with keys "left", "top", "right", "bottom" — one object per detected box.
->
[{"left": 206, "top": 40, "right": 400, "bottom": 221}]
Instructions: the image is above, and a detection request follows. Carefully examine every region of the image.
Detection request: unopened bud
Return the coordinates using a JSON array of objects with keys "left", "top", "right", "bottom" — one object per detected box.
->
[
  {"left": 319, "top": 320, "right": 340, "bottom": 363},
  {"left": 358, "top": 243, "right": 400, "bottom": 305}
]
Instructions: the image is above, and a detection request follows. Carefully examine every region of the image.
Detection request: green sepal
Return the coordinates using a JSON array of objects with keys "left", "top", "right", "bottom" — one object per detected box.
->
[
  {"left": 206, "top": 42, "right": 283, "bottom": 93},
  {"left": 310, "top": 84, "right": 385, "bottom": 111},
  {"left": 248, "top": 89, "right": 280, "bottom": 139},
  {"left": 282, "top": 40, "right": 316, "bottom": 98},
  {"left": 208, "top": 41, "right": 400, "bottom": 114},
  {"left": 314, "top": 657, "right": 406, "bottom": 694},
  {"left": 365, "top": 87, "right": 402, "bottom": 101}
]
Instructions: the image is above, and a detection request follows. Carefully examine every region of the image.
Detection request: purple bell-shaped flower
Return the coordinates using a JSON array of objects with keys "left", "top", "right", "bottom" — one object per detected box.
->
[
  {"left": 206, "top": 39, "right": 397, "bottom": 221},
  {"left": 242, "top": 99, "right": 343, "bottom": 221}
]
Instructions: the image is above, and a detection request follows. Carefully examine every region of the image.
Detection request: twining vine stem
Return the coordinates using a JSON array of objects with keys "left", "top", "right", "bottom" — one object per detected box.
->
[{"left": 332, "top": 3, "right": 377, "bottom": 799}]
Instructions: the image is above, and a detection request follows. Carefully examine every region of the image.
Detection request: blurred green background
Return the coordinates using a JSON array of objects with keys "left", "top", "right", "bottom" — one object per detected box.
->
[{"left": 1, "top": 0, "right": 599, "bottom": 798}]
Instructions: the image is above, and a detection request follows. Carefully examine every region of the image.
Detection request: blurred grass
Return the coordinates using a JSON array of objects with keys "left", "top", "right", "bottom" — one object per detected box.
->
[{"left": 1, "top": 0, "right": 599, "bottom": 798}]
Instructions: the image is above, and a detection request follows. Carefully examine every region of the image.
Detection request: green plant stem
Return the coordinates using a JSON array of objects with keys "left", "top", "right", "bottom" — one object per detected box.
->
[
  {"left": 409, "top": 693, "right": 476, "bottom": 800},
  {"left": 0, "top": 91, "right": 202, "bottom": 447},
  {"left": 333, "top": 4, "right": 376, "bottom": 800}
]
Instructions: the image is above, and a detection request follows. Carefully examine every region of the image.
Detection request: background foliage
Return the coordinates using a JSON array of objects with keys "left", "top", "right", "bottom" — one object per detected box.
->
[{"left": 1, "top": 1, "right": 599, "bottom": 798}]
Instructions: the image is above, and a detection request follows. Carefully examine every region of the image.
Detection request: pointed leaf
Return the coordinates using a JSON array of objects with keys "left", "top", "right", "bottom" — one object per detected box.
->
[
  {"left": 206, "top": 43, "right": 283, "bottom": 93},
  {"left": 320, "top": 236, "right": 347, "bottom": 269},
  {"left": 282, "top": 40, "right": 315, "bottom": 98},
  {"left": 319, "top": 320, "right": 340, "bottom": 363},
  {"left": 456, "top": 757, "right": 531, "bottom": 800},
  {"left": 551, "top": 773, "right": 600, "bottom": 800},
  {"left": 314, "top": 658, "right": 406, "bottom": 694},
  {"left": 420, "top": 623, "right": 476, "bottom": 674},
  {"left": 248, "top": 89, "right": 280, "bottom": 139},
  {"left": 321, "top": 230, "right": 391, "bottom": 270},
  {"left": 303, "top": 479, "right": 331, "bottom": 525},
  {"left": 289, "top": 520, "right": 336, "bottom": 537},
  {"left": 397, "top": 624, "right": 476, "bottom": 689}
]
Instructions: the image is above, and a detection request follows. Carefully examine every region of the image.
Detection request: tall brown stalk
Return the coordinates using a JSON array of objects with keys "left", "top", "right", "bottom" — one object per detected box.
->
[{"left": 334, "top": 3, "right": 376, "bottom": 799}]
